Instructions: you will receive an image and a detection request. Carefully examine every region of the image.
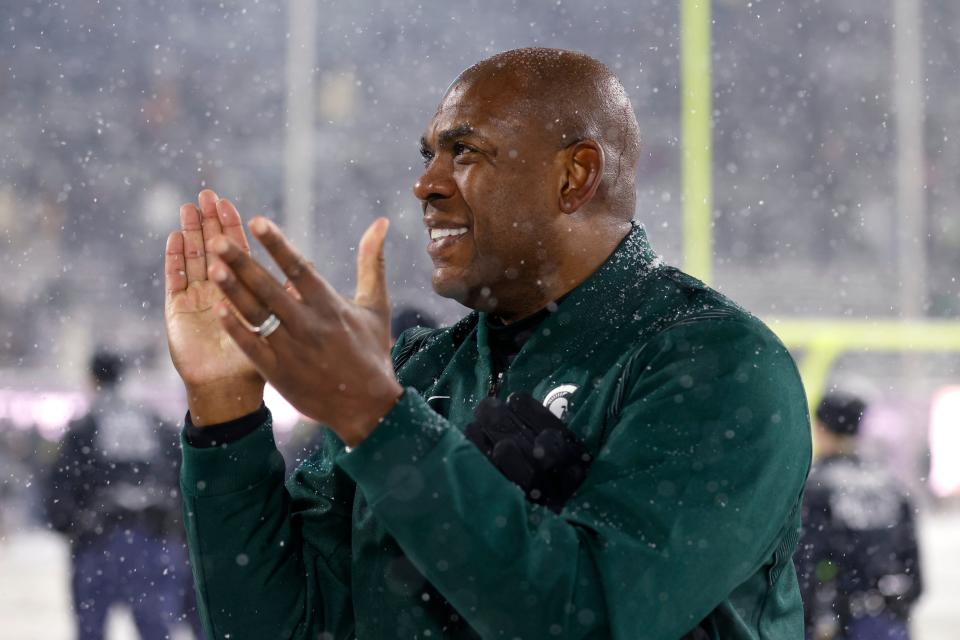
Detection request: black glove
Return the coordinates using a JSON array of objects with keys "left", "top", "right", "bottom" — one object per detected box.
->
[{"left": 464, "top": 392, "right": 592, "bottom": 513}]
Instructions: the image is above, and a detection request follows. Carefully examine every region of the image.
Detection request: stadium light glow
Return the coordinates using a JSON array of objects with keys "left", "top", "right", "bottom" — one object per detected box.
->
[{"left": 930, "top": 386, "right": 960, "bottom": 497}]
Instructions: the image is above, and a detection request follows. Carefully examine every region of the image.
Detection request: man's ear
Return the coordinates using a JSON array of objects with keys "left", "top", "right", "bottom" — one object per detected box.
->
[{"left": 558, "top": 140, "right": 604, "bottom": 214}]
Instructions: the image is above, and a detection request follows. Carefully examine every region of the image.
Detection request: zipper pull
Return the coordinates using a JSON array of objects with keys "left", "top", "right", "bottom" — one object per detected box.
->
[{"left": 488, "top": 371, "right": 504, "bottom": 397}]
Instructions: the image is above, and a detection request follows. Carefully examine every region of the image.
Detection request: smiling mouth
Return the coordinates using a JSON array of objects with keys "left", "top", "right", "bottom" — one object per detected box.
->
[
  {"left": 427, "top": 227, "right": 470, "bottom": 258},
  {"left": 429, "top": 227, "right": 468, "bottom": 240}
]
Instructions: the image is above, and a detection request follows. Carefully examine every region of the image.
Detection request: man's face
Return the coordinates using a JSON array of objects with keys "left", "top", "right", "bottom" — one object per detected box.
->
[{"left": 414, "top": 76, "right": 563, "bottom": 311}]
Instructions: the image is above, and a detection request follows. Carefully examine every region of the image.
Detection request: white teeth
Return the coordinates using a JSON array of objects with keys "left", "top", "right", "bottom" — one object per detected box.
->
[{"left": 430, "top": 227, "right": 468, "bottom": 240}]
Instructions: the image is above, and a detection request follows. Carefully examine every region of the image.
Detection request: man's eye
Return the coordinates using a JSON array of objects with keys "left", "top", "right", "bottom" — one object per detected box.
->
[
  {"left": 420, "top": 148, "right": 434, "bottom": 166},
  {"left": 452, "top": 141, "right": 475, "bottom": 157}
]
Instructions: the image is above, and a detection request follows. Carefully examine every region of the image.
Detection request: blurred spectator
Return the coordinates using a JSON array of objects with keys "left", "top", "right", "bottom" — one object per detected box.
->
[
  {"left": 795, "top": 392, "right": 923, "bottom": 640},
  {"left": 42, "top": 349, "right": 200, "bottom": 639},
  {"left": 391, "top": 305, "right": 438, "bottom": 344}
]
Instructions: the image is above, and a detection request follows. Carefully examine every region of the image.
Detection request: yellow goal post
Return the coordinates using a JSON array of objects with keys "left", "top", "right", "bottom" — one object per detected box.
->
[{"left": 680, "top": 2, "right": 960, "bottom": 412}]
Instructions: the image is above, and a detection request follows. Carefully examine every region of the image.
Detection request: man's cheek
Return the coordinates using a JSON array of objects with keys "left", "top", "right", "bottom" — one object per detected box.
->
[{"left": 474, "top": 253, "right": 507, "bottom": 284}]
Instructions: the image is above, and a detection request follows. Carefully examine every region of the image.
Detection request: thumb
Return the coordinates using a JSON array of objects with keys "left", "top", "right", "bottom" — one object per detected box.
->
[{"left": 354, "top": 217, "right": 390, "bottom": 313}]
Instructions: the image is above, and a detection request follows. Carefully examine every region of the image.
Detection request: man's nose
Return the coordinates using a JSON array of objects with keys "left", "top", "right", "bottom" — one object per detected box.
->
[{"left": 413, "top": 162, "right": 456, "bottom": 204}]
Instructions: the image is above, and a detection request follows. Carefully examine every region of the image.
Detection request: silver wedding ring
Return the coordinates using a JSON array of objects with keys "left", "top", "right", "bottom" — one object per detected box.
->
[{"left": 251, "top": 313, "right": 281, "bottom": 338}]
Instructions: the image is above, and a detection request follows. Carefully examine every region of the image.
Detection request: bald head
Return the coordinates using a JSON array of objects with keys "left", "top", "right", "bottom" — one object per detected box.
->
[{"left": 448, "top": 48, "right": 642, "bottom": 218}]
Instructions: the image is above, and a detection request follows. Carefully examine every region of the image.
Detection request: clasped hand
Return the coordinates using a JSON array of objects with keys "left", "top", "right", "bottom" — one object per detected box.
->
[{"left": 165, "top": 190, "right": 403, "bottom": 446}]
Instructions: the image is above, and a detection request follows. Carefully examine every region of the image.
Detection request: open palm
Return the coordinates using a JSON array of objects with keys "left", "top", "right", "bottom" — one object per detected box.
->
[{"left": 165, "top": 190, "right": 262, "bottom": 390}]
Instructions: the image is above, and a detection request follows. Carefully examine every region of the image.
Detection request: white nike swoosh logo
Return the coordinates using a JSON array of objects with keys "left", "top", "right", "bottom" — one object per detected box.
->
[{"left": 426, "top": 395, "right": 450, "bottom": 405}]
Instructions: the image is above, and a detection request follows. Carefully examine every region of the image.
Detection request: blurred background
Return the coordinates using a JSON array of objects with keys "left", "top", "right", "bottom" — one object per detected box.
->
[{"left": 0, "top": 0, "right": 958, "bottom": 638}]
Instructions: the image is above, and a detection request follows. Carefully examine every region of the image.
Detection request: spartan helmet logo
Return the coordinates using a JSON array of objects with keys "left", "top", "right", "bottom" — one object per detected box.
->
[{"left": 542, "top": 384, "right": 579, "bottom": 421}]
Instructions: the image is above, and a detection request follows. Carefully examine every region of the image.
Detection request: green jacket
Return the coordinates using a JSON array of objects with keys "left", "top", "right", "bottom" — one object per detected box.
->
[{"left": 180, "top": 224, "right": 812, "bottom": 639}]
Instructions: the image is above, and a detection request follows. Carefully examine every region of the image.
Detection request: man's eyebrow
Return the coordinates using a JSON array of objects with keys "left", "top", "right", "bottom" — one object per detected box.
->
[
  {"left": 420, "top": 123, "right": 475, "bottom": 149},
  {"left": 421, "top": 124, "right": 494, "bottom": 156},
  {"left": 436, "top": 124, "right": 476, "bottom": 147}
]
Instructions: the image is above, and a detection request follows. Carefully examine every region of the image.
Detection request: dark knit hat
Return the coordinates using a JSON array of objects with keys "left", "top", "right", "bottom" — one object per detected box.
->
[
  {"left": 815, "top": 392, "right": 866, "bottom": 436},
  {"left": 90, "top": 349, "right": 124, "bottom": 387},
  {"left": 391, "top": 307, "right": 438, "bottom": 339}
]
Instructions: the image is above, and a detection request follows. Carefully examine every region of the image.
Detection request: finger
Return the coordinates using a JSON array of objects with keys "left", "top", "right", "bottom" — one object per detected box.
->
[
  {"left": 249, "top": 217, "right": 335, "bottom": 306},
  {"left": 354, "top": 217, "right": 390, "bottom": 312},
  {"left": 216, "top": 198, "right": 252, "bottom": 254},
  {"left": 214, "top": 300, "right": 278, "bottom": 372},
  {"left": 165, "top": 232, "right": 187, "bottom": 294},
  {"left": 284, "top": 280, "right": 302, "bottom": 302},
  {"left": 210, "top": 235, "right": 303, "bottom": 328},
  {"left": 208, "top": 260, "right": 276, "bottom": 331},
  {"left": 464, "top": 421, "right": 494, "bottom": 456},
  {"left": 198, "top": 189, "right": 223, "bottom": 254},
  {"left": 179, "top": 203, "right": 207, "bottom": 283},
  {"left": 283, "top": 262, "right": 315, "bottom": 302}
]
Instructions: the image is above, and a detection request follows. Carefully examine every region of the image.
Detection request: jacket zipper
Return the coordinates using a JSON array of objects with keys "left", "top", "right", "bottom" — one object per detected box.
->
[{"left": 488, "top": 371, "right": 504, "bottom": 397}]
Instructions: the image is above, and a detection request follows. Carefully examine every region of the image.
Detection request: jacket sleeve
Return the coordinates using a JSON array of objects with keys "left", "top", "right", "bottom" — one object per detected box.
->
[
  {"left": 337, "top": 318, "right": 812, "bottom": 639},
  {"left": 795, "top": 477, "right": 831, "bottom": 629},
  {"left": 895, "top": 495, "right": 923, "bottom": 606},
  {"left": 180, "top": 411, "right": 354, "bottom": 640}
]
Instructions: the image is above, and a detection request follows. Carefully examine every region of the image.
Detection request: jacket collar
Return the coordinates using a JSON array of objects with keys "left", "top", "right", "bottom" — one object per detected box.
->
[
  {"left": 475, "top": 222, "right": 660, "bottom": 394},
  {"left": 478, "top": 222, "right": 659, "bottom": 338},
  {"left": 540, "top": 220, "right": 659, "bottom": 323}
]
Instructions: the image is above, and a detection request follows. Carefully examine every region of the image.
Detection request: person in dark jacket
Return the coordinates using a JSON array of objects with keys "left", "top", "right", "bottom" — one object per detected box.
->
[
  {"left": 164, "top": 48, "right": 811, "bottom": 639},
  {"left": 44, "top": 350, "right": 197, "bottom": 640},
  {"left": 795, "top": 392, "right": 923, "bottom": 640}
]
